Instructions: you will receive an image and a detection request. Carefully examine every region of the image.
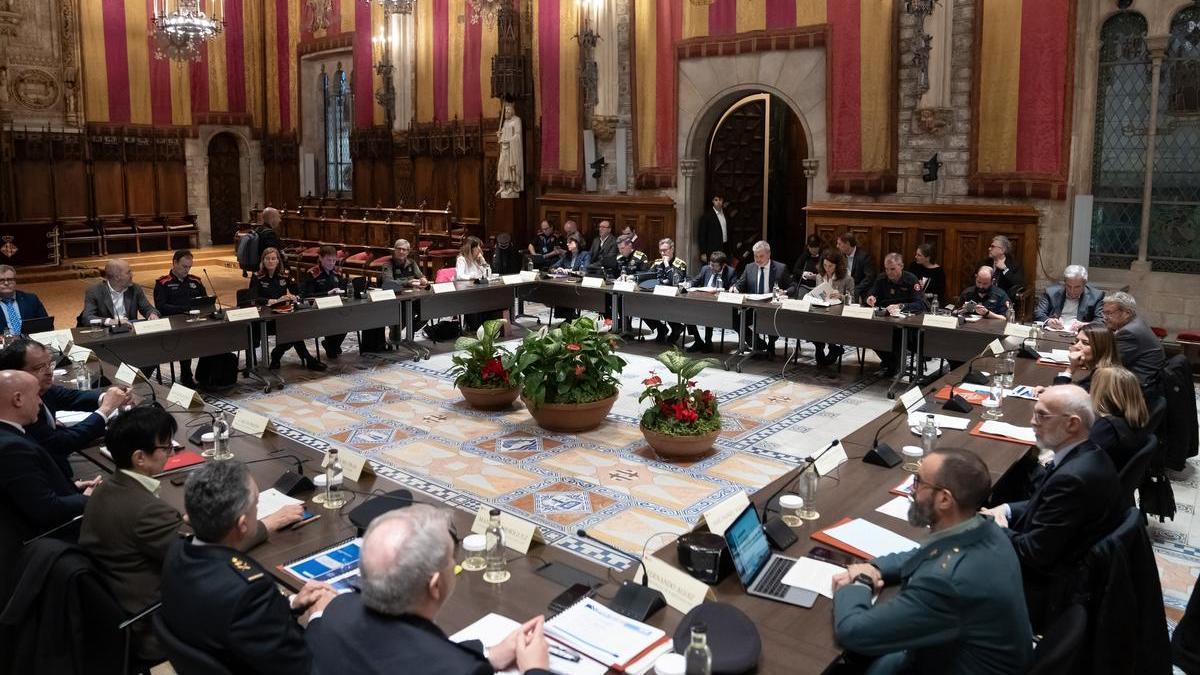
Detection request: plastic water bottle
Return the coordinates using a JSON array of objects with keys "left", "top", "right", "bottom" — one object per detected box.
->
[
  {"left": 483, "top": 508, "right": 510, "bottom": 584},
  {"left": 921, "top": 414, "right": 938, "bottom": 457},
  {"left": 1006, "top": 305, "right": 1017, "bottom": 323},
  {"left": 930, "top": 295, "right": 940, "bottom": 315},
  {"left": 212, "top": 412, "right": 234, "bottom": 461},
  {"left": 685, "top": 623, "right": 713, "bottom": 675},
  {"left": 1, "top": 329, "right": 13, "bottom": 347},
  {"left": 322, "top": 448, "right": 346, "bottom": 509}
]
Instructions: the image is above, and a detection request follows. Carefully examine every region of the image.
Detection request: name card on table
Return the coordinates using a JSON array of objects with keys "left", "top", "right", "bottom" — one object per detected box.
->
[
  {"left": 813, "top": 442, "right": 850, "bottom": 477},
  {"left": 336, "top": 450, "right": 374, "bottom": 482},
  {"left": 432, "top": 282, "right": 456, "bottom": 294},
  {"left": 30, "top": 329, "right": 73, "bottom": 351},
  {"left": 519, "top": 270, "right": 539, "bottom": 282},
  {"left": 781, "top": 299, "right": 811, "bottom": 312},
  {"left": 225, "top": 307, "right": 261, "bottom": 322},
  {"left": 987, "top": 338, "right": 1006, "bottom": 355},
  {"left": 922, "top": 314, "right": 958, "bottom": 330},
  {"left": 501, "top": 274, "right": 524, "bottom": 285},
  {"left": 637, "top": 554, "right": 715, "bottom": 614},
  {"left": 232, "top": 409, "right": 273, "bottom": 437},
  {"left": 717, "top": 292, "right": 744, "bottom": 305},
  {"left": 114, "top": 363, "right": 139, "bottom": 386},
  {"left": 470, "top": 507, "right": 545, "bottom": 554},
  {"left": 66, "top": 345, "right": 95, "bottom": 363},
  {"left": 166, "top": 383, "right": 200, "bottom": 409},
  {"left": 612, "top": 280, "right": 637, "bottom": 293},
  {"left": 842, "top": 305, "right": 875, "bottom": 320},
  {"left": 314, "top": 296, "right": 343, "bottom": 309},
  {"left": 134, "top": 319, "right": 172, "bottom": 335},
  {"left": 581, "top": 276, "right": 605, "bottom": 289},
  {"left": 899, "top": 386, "right": 926, "bottom": 412},
  {"left": 653, "top": 284, "right": 679, "bottom": 297},
  {"left": 1004, "top": 322, "right": 1034, "bottom": 339},
  {"left": 701, "top": 491, "right": 751, "bottom": 536},
  {"left": 368, "top": 289, "right": 397, "bottom": 302}
]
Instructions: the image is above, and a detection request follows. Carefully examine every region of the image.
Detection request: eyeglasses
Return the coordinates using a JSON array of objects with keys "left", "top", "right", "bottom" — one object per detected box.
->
[
  {"left": 448, "top": 525, "right": 461, "bottom": 550},
  {"left": 1032, "top": 410, "right": 1073, "bottom": 422},
  {"left": 0, "top": 277, "right": 15, "bottom": 284},
  {"left": 912, "top": 473, "right": 951, "bottom": 494}
]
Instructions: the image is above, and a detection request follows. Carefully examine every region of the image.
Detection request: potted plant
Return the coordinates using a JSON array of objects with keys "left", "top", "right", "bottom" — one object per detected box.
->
[
  {"left": 449, "top": 319, "right": 520, "bottom": 410},
  {"left": 509, "top": 317, "right": 626, "bottom": 432},
  {"left": 638, "top": 350, "right": 722, "bottom": 459}
]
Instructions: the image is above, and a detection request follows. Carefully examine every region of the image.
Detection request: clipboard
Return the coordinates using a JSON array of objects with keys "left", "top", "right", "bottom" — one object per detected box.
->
[{"left": 809, "top": 517, "right": 873, "bottom": 561}]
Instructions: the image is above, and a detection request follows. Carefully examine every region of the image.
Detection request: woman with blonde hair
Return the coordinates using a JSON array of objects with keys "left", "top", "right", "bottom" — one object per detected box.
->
[
  {"left": 1052, "top": 324, "right": 1120, "bottom": 391},
  {"left": 248, "top": 247, "right": 325, "bottom": 371},
  {"left": 1089, "top": 366, "right": 1152, "bottom": 470}
]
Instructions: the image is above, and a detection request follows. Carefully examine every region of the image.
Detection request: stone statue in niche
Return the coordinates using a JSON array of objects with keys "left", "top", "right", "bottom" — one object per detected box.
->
[{"left": 495, "top": 100, "right": 523, "bottom": 198}]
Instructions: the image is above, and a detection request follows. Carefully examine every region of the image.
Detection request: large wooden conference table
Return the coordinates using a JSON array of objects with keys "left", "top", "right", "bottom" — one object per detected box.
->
[{"left": 70, "top": 304, "right": 1071, "bottom": 674}]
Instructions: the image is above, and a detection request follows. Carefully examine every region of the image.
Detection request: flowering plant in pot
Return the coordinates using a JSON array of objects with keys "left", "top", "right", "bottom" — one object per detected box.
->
[
  {"left": 449, "top": 319, "right": 520, "bottom": 410},
  {"left": 509, "top": 317, "right": 626, "bottom": 432},
  {"left": 638, "top": 350, "right": 721, "bottom": 458}
]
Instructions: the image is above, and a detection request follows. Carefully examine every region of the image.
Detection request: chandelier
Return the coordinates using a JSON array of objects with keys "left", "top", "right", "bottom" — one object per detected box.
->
[
  {"left": 152, "top": 0, "right": 223, "bottom": 62},
  {"left": 468, "top": 0, "right": 504, "bottom": 26},
  {"left": 370, "top": 0, "right": 416, "bottom": 14}
]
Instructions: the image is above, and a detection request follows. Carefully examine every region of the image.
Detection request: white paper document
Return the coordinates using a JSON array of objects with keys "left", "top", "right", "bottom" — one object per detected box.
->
[
  {"left": 55, "top": 410, "right": 93, "bottom": 427},
  {"left": 256, "top": 488, "right": 304, "bottom": 521},
  {"left": 544, "top": 598, "right": 667, "bottom": 671},
  {"left": 822, "top": 518, "right": 918, "bottom": 559},
  {"left": 907, "top": 412, "right": 970, "bottom": 431},
  {"left": 451, "top": 614, "right": 608, "bottom": 675},
  {"left": 875, "top": 496, "right": 912, "bottom": 522},
  {"left": 743, "top": 293, "right": 774, "bottom": 301},
  {"left": 979, "top": 420, "right": 1037, "bottom": 444},
  {"left": 781, "top": 556, "right": 844, "bottom": 599},
  {"left": 1037, "top": 349, "right": 1071, "bottom": 365}
]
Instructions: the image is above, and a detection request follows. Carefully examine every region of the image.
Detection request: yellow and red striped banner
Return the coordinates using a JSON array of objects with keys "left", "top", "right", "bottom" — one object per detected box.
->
[
  {"left": 534, "top": 0, "right": 580, "bottom": 183},
  {"left": 414, "top": 0, "right": 501, "bottom": 125},
  {"left": 972, "top": 0, "right": 1074, "bottom": 198}
]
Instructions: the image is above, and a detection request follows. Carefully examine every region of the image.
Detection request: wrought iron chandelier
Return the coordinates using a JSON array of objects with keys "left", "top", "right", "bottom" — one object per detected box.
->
[
  {"left": 152, "top": 0, "right": 223, "bottom": 62},
  {"left": 370, "top": 0, "right": 416, "bottom": 14},
  {"left": 468, "top": 0, "right": 505, "bottom": 26}
]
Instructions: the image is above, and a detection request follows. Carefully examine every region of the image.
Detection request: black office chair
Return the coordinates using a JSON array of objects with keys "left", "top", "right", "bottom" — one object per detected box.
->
[
  {"left": 153, "top": 612, "right": 233, "bottom": 675},
  {"left": 1028, "top": 603, "right": 1087, "bottom": 675},
  {"left": 1119, "top": 435, "right": 1159, "bottom": 498}
]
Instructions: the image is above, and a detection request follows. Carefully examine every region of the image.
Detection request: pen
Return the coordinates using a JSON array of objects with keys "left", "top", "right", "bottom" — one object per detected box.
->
[
  {"left": 287, "top": 514, "right": 321, "bottom": 530},
  {"left": 549, "top": 644, "right": 581, "bottom": 663}
]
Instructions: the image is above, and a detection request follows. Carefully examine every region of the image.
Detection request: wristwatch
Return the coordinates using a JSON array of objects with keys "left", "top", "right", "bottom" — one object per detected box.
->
[{"left": 852, "top": 573, "right": 876, "bottom": 590}]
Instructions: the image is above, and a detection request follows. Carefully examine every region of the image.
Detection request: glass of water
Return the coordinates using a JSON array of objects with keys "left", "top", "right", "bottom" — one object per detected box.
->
[{"left": 982, "top": 375, "right": 1005, "bottom": 420}]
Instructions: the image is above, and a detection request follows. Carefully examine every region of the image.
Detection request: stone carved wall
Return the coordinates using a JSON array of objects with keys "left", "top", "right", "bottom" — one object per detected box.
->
[{"left": 0, "top": 0, "right": 82, "bottom": 127}]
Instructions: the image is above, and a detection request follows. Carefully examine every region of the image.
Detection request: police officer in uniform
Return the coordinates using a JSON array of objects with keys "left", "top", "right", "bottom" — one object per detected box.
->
[
  {"left": 153, "top": 250, "right": 207, "bottom": 387},
  {"left": 954, "top": 266, "right": 1011, "bottom": 320},
  {"left": 643, "top": 238, "right": 688, "bottom": 344},
  {"left": 301, "top": 245, "right": 349, "bottom": 359},
  {"left": 865, "top": 252, "right": 927, "bottom": 376},
  {"left": 250, "top": 247, "right": 325, "bottom": 370},
  {"left": 614, "top": 235, "right": 650, "bottom": 278},
  {"left": 159, "top": 461, "right": 336, "bottom": 673},
  {"left": 526, "top": 220, "right": 564, "bottom": 269}
]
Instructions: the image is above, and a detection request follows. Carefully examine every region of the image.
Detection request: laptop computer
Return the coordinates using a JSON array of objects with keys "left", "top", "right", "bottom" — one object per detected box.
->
[
  {"left": 724, "top": 504, "right": 817, "bottom": 608},
  {"left": 20, "top": 315, "right": 55, "bottom": 334}
]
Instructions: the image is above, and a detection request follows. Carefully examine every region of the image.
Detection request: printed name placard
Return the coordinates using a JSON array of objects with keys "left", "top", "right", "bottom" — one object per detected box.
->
[
  {"left": 225, "top": 307, "right": 261, "bottom": 322},
  {"left": 519, "top": 270, "right": 539, "bottom": 282},
  {"left": 166, "top": 383, "right": 200, "bottom": 409},
  {"left": 702, "top": 491, "right": 751, "bottom": 536},
  {"left": 987, "top": 338, "right": 1006, "bottom": 355},
  {"left": 470, "top": 507, "right": 544, "bottom": 554},
  {"left": 637, "top": 554, "right": 715, "bottom": 614},
  {"left": 900, "top": 386, "right": 926, "bottom": 412},
  {"left": 922, "top": 314, "right": 958, "bottom": 330},
  {"left": 842, "top": 305, "right": 875, "bottom": 320},
  {"left": 611, "top": 280, "right": 637, "bottom": 293},
  {"left": 30, "top": 329, "right": 73, "bottom": 351},
  {"left": 314, "top": 296, "right": 343, "bottom": 309},
  {"left": 781, "top": 299, "right": 811, "bottom": 312},
  {"left": 368, "top": 289, "right": 397, "bottom": 302},
  {"left": 232, "top": 409, "right": 272, "bottom": 437},
  {"left": 336, "top": 450, "right": 374, "bottom": 482},
  {"left": 133, "top": 319, "right": 172, "bottom": 335},
  {"left": 1004, "top": 322, "right": 1034, "bottom": 339},
  {"left": 813, "top": 442, "right": 850, "bottom": 477},
  {"left": 652, "top": 284, "right": 679, "bottom": 297},
  {"left": 113, "top": 363, "right": 139, "bottom": 386},
  {"left": 717, "top": 292, "right": 744, "bottom": 305},
  {"left": 581, "top": 276, "right": 605, "bottom": 289},
  {"left": 66, "top": 345, "right": 95, "bottom": 363},
  {"left": 501, "top": 274, "right": 524, "bottom": 285},
  {"left": 432, "top": 282, "right": 456, "bottom": 294}
]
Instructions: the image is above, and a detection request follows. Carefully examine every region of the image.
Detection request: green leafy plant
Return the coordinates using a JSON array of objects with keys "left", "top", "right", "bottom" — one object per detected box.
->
[
  {"left": 509, "top": 317, "right": 626, "bottom": 408},
  {"left": 449, "top": 319, "right": 515, "bottom": 389},
  {"left": 639, "top": 349, "right": 721, "bottom": 436}
]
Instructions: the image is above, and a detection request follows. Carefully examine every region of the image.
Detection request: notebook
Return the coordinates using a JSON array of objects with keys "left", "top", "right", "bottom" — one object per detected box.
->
[{"left": 544, "top": 597, "right": 671, "bottom": 673}]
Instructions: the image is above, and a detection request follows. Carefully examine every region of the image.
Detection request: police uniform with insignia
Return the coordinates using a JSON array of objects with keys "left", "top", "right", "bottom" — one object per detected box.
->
[
  {"left": 867, "top": 270, "right": 926, "bottom": 375},
  {"left": 154, "top": 271, "right": 207, "bottom": 385},
  {"left": 614, "top": 250, "right": 650, "bottom": 279},
  {"left": 249, "top": 269, "right": 324, "bottom": 370},
  {"left": 955, "top": 284, "right": 1010, "bottom": 318},
  {"left": 644, "top": 257, "right": 688, "bottom": 343},
  {"left": 302, "top": 264, "right": 349, "bottom": 358},
  {"left": 160, "top": 539, "right": 311, "bottom": 673},
  {"left": 833, "top": 515, "right": 1033, "bottom": 674}
]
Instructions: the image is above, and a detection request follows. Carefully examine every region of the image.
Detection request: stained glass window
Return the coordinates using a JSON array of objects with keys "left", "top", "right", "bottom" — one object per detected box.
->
[
  {"left": 1090, "top": 12, "right": 1150, "bottom": 270},
  {"left": 323, "top": 64, "right": 353, "bottom": 196}
]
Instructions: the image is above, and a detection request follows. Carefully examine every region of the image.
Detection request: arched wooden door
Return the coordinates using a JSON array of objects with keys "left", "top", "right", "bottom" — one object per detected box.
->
[{"left": 207, "top": 133, "right": 242, "bottom": 245}]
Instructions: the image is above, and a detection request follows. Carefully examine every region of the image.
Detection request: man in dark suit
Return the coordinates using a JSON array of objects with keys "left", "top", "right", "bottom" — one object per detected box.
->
[
  {"left": 160, "top": 460, "right": 332, "bottom": 674},
  {"left": 80, "top": 258, "right": 160, "bottom": 326},
  {"left": 307, "top": 504, "right": 552, "bottom": 674},
  {"left": 732, "top": 240, "right": 791, "bottom": 356},
  {"left": 1034, "top": 264, "right": 1106, "bottom": 330},
  {"left": 685, "top": 250, "right": 737, "bottom": 353},
  {"left": 0, "top": 370, "right": 93, "bottom": 541},
  {"left": 0, "top": 338, "right": 133, "bottom": 478},
  {"left": 982, "top": 385, "right": 1125, "bottom": 631},
  {"left": 697, "top": 195, "right": 729, "bottom": 264},
  {"left": 1102, "top": 291, "right": 1165, "bottom": 402},
  {"left": 588, "top": 219, "right": 618, "bottom": 272},
  {"left": 0, "top": 264, "right": 49, "bottom": 335},
  {"left": 981, "top": 235, "right": 1024, "bottom": 298},
  {"left": 836, "top": 232, "right": 876, "bottom": 301}
]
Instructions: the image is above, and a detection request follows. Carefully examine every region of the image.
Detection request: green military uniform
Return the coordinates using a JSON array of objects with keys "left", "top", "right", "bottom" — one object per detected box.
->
[{"left": 833, "top": 516, "right": 1033, "bottom": 675}]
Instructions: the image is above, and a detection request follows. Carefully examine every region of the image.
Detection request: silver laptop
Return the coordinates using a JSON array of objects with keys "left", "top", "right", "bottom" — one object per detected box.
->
[{"left": 724, "top": 504, "right": 817, "bottom": 608}]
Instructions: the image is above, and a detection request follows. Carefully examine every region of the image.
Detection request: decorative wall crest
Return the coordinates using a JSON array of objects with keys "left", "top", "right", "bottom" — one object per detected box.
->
[
  {"left": 306, "top": 0, "right": 331, "bottom": 33},
  {"left": 12, "top": 69, "right": 59, "bottom": 110}
]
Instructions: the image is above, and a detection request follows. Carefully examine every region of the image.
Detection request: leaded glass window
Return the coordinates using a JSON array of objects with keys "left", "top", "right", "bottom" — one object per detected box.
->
[
  {"left": 1148, "top": 7, "right": 1200, "bottom": 274},
  {"left": 1090, "top": 12, "right": 1150, "bottom": 270},
  {"left": 323, "top": 64, "right": 353, "bottom": 196}
]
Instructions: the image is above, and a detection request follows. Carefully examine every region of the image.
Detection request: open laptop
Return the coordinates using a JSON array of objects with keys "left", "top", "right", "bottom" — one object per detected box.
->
[
  {"left": 724, "top": 504, "right": 817, "bottom": 608},
  {"left": 20, "top": 315, "right": 55, "bottom": 334}
]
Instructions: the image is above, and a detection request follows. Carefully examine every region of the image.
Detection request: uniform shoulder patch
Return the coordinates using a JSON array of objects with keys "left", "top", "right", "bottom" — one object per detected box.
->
[
  {"left": 309, "top": 266, "right": 322, "bottom": 277},
  {"left": 156, "top": 274, "right": 173, "bottom": 284},
  {"left": 633, "top": 251, "right": 646, "bottom": 260},
  {"left": 672, "top": 259, "right": 687, "bottom": 268},
  {"left": 229, "top": 555, "right": 264, "bottom": 583}
]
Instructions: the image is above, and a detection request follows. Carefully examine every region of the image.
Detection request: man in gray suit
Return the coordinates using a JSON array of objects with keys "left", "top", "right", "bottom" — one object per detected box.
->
[
  {"left": 1034, "top": 264, "right": 1105, "bottom": 329},
  {"left": 1103, "top": 291, "right": 1165, "bottom": 401},
  {"left": 731, "top": 240, "right": 791, "bottom": 356},
  {"left": 79, "top": 259, "right": 159, "bottom": 326}
]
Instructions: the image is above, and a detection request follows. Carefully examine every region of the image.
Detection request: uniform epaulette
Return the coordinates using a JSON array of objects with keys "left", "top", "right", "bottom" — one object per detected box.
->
[
  {"left": 632, "top": 251, "right": 647, "bottom": 259},
  {"left": 309, "top": 265, "right": 322, "bottom": 277},
  {"left": 229, "top": 554, "right": 265, "bottom": 583},
  {"left": 156, "top": 273, "right": 173, "bottom": 284},
  {"left": 672, "top": 258, "right": 687, "bottom": 268}
]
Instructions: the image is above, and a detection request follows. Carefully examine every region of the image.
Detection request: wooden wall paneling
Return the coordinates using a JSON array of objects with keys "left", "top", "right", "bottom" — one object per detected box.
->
[
  {"left": 52, "top": 160, "right": 88, "bottom": 218},
  {"left": 456, "top": 160, "right": 481, "bottom": 220},
  {"left": 881, "top": 229, "right": 907, "bottom": 260},
  {"left": 125, "top": 162, "right": 156, "bottom": 215},
  {"left": 155, "top": 162, "right": 188, "bottom": 214},
  {"left": 353, "top": 159, "right": 374, "bottom": 205},
  {"left": 372, "top": 160, "right": 393, "bottom": 206},
  {"left": 536, "top": 194, "right": 676, "bottom": 258},
  {"left": 412, "top": 157, "right": 436, "bottom": 210},
  {"left": 14, "top": 161, "right": 53, "bottom": 221},
  {"left": 343, "top": 220, "right": 366, "bottom": 245},
  {"left": 92, "top": 162, "right": 126, "bottom": 217}
]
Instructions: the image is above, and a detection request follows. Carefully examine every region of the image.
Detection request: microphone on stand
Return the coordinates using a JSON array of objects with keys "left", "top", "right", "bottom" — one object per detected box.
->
[
  {"left": 757, "top": 439, "right": 841, "bottom": 549},
  {"left": 91, "top": 343, "right": 157, "bottom": 409},
  {"left": 865, "top": 384, "right": 938, "bottom": 467},
  {"left": 243, "top": 454, "right": 314, "bottom": 496},
  {"left": 945, "top": 347, "right": 1022, "bottom": 413},
  {"left": 575, "top": 528, "right": 667, "bottom": 622},
  {"left": 203, "top": 269, "right": 225, "bottom": 320}
]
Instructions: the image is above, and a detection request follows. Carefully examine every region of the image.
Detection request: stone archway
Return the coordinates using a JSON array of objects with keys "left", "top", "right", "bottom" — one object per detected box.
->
[
  {"left": 185, "top": 125, "right": 264, "bottom": 246},
  {"left": 673, "top": 49, "right": 828, "bottom": 266}
]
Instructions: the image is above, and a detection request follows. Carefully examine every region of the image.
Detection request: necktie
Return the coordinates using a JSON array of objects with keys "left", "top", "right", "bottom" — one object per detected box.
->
[
  {"left": 1, "top": 298, "right": 19, "bottom": 334},
  {"left": 758, "top": 268, "right": 765, "bottom": 294},
  {"left": 1044, "top": 460, "right": 1056, "bottom": 474}
]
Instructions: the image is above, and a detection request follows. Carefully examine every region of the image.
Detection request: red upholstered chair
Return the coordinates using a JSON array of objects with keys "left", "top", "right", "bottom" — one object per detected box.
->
[
  {"left": 434, "top": 267, "right": 457, "bottom": 283},
  {"left": 1152, "top": 326, "right": 1168, "bottom": 339}
]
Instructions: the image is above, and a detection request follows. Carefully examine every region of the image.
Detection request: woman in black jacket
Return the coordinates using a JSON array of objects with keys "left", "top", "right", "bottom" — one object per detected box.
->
[
  {"left": 1089, "top": 365, "right": 1151, "bottom": 471},
  {"left": 906, "top": 243, "right": 946, "bottom": 306},
  {"left": 249, "top": 248, "right": 326, "bottom": 371}
]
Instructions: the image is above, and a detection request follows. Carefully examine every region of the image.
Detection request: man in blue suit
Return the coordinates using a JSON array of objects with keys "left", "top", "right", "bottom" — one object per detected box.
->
[
  {"left": 0, "top": 265, "right": 48, "bottom": 335},
  {"left": 686, "top": 250, "right": 737, "bottom": 353},
  {"left": 731, "top": 240, "right": 791, "bottom": 356}
]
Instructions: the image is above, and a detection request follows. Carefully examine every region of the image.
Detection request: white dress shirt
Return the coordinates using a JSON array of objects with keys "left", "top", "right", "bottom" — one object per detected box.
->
[{"left": 714, "top": 208, "right": 727, "bottom": 242}]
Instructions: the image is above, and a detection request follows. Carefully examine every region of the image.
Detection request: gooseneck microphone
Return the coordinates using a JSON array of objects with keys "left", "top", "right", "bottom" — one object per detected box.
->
[
  {"left": 575, "top": 528, "right": 666, "bottom": 622},
  {"left": 203, "top": 268, "right": 225, "bottom": 320},
  {"left": 91, "top": 342, "right": 158, "bottom": 408},
  {"left": 865, "top": 384, "right": 938, "bottom": 468},
  {"left": 945, "top": 347, "right": 1023, "bottom": 412}
]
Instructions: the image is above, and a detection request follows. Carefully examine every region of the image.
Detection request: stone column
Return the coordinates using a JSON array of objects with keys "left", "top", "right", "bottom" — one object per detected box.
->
[
  {"left": 1135, "top": 36, "right": 1169, "bottom": 268},
  {"left": 184, "top": 139, "right": 211, "bottom": 246},
  {"left": 394, "top": 10, "right": 414, "bottom": 131},
  {"left": 679, "top": 157, "right": 700, "bottom": 265}
]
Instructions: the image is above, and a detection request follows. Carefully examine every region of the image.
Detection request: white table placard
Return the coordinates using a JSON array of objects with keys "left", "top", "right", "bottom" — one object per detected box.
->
[
  {"left": 1004, "top": 322, "right": 1034, "bottom": 339},
  {"left": 717, "top": 292, "right": 744, "bottom": 305},
  {"left": 314, "top": 295, "right": 343, "bottom": 309},
  {"left": 501, "top": 274, "right": 524, "bottom": 285},
  {"left": 337, "top": 450, "right": 374, "bottom": 482},
  {"left": 813, "top": 442, "right": 849, "bottom": 476},
  {"left": 113, "top": 363, "right": 139, "bottom": 386},
  {"left": 581, "top": 276, "right": 605, "bottom": 289},
  {"left": 432, "top": 282, "right": 456, "bottom": 294},
  {"left": 166, "top": 383, "right": 199, "bottom": 409},
  {"left": 652, "top": 284, "right": 679, "bottom": 297},
  {"left": 611, "top": 280, "right": 637, "bottom": 293},
  {"left": 899, "top": 386, "right": 926, "bottom": 412},
  {"left": 701, "top": 492, "right": 751, "bottom": 537},
  {"left": 232, "top": 409, "right": 272, "bottom": 437},
  {"left": 842, "top": 305, "right": 875, "bottom": 320},
  {"left": 637, "top": 555, "right": 715, "bottom": 615},
  {"left": 225, "top": 307, "right": 261, "bottom": 322},
  {"left": 133, "top": 319, "right": 171, "bottom": 335},
  {"left": 781, "top": 299, "right": 811, "bottom": 312},
  {"left": 470, "top": 507, "right": 544, "bottom": 554},
  {"left": 922, "top": 314, "right": 958, "bottom": 329},
  {"left": 987, "top": 338, "right": 1006, "bottom": 355},
  {"left": 368, "top": 288, "right": 397, "bottom": 302},
  {"left": 519, "top": 270, "right": 539, "bottom": 282}
]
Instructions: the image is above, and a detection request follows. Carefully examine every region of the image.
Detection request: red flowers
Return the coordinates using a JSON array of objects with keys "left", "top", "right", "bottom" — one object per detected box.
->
[
  {"left": 479, "top": 357, "right": 508, "bottom": 384},
  {"left": 642, "top": 375, "right": 662, "bottom": 386},
  {"left": 574, "top": 364, "right": 586, "bottom": 377},
  {"left": 566, "top": 343, "right": 582, "bottom": 352},
  {"left": 671, "top": 401, "right": 698, "bottom": 423}
]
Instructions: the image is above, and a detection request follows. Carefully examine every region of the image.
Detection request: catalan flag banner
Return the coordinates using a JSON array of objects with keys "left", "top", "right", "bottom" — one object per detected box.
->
[
  {"left": 971, "top": 0, "right": 1074, "bottom": 199},
  {"left": 414, "top": 0, "right": 502, "bottom": 125},
  {"left": 264, "top": 0, "right": 301, "bottom": 132},
  {"left": 533, "top": 0, "right": 581, "bottom": 186},
  {"left": 632, "top": 0, "right": 897, "bottom": 192}
]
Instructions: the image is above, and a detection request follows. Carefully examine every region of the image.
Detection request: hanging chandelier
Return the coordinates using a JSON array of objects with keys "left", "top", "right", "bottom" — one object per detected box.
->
[
  {"left": 370, "top": 0, "right": 416, "bottom": 14},
  {"left": 468, "top": 0, "right": 504, "bottom": 26},
  {"left": 152, "top": 0, "right": 223, "bottom": 62}
]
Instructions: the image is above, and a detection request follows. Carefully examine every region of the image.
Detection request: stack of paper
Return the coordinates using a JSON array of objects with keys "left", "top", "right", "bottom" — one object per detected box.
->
[
  {"left": 544, "top": 598, "right": 670, "bottom": 672},
  {"left": 453, "top": 614, "right": 609, "bottom": 675},
  {"left": 875, "top": 496, "right": 912, "bottom": 522},
  {"left": 820, "top": 519, "right": 918, "bottom": 558},
  {"left": 979, "top": 420, "right": 1037, "bottom": 444},
  {"left": 1037, "top": 349, "right": 1071, "bottom": 365},
  {"left": 781, "top": 557, "right": 844, "bottom": 599},
  {"left": 257, "top": 488, "right": 304, "bottom": 520},
  {"left": 907, "top": 412, "right": 970, "bottom": 431}
]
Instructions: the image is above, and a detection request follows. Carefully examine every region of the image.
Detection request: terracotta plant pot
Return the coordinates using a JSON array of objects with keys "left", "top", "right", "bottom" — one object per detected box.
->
[
  {"left": 521, "top": 394, "right": 618, "bottom": 433},
  {"left": 640, "top": 424, "right": 721, "bottom": 460},
  {"left": 458, "top": 385, "right": 521, "bottom": 411}
]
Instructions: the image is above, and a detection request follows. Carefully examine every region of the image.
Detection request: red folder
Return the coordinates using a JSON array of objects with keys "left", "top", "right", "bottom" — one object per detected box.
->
[
  {"left": 155, "top": 450, "right": 204, "bottom": 476},
  {"left": 967, "top": 421, "right": 1035, "bottom": 446},
  {"left": 809, "top": 517, "right": 874, "bottom": 561}
]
